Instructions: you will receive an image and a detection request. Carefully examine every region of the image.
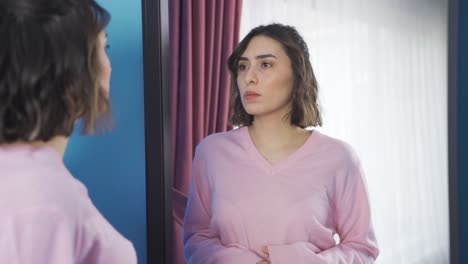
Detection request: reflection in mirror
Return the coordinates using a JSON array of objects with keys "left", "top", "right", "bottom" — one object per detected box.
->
[
  {"left": 170, "top": 0, "right": 449, "bottom": 263},
  {"left": 240, "top": 1, "right": 450, "bottom": 263}
]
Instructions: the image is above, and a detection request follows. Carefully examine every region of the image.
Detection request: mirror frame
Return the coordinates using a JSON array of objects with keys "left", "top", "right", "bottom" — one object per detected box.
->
[
  {"left": 448, "top": 0, "right": 459, "bottom": 263},
  {"left": 141, "top": 0, "right": 172, "bottom": 263}
]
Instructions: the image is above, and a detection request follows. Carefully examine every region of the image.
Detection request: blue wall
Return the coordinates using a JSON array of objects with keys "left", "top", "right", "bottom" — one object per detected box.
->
[
  {"left": 63, "top": 1, "right": 147, "bottom": 263},
  {"left": 459, "top": 0, "right": 468, "bottom": 262}
]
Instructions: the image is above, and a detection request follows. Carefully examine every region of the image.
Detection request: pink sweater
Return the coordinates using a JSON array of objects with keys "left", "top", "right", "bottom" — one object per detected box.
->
[
  {"left": 0, "top": 146, "right": 137, "bottom": 264},
  {"left": 183, "top": 127, "right": 379, "bottom": 263}
]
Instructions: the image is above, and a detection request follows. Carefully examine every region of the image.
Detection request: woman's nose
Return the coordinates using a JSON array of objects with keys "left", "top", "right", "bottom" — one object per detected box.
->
[{"left": 244, "top": 67, "right": 258, "bottom": 85}]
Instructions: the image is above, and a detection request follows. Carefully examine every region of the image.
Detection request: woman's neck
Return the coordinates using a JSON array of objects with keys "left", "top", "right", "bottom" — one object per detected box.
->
[
  {"left": 1, "top": 136, "right": 69, "bottom": 158},
  {"left": 249, "top": 113, "right": 306, "bottom": 147}
]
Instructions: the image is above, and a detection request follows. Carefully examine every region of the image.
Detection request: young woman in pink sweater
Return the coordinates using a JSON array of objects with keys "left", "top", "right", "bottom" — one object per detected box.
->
[
  {"left": 183, "top": 23, "right": 379, "bottom": 264},
  {"left": 0, "top": 0, "right": 136, "bottom": 263}
]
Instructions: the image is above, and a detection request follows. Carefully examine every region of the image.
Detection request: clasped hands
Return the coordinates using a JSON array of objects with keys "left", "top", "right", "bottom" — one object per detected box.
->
[{"left": 256, "top": 245, "right": 270, "bottom": 264}]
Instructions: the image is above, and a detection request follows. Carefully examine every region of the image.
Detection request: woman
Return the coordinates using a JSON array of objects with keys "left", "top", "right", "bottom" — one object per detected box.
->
[
  {"left": 183, "top": 24, "right": 379, "bottom": 263},
  {"left": 0, "top": 0, "right": 137, "bottom": 263}
]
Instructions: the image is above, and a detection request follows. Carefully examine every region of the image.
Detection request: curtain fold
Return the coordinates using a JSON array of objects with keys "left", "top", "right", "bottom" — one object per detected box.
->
[{"left": 169, "top": 1, "right": 243, "bottom": 263}]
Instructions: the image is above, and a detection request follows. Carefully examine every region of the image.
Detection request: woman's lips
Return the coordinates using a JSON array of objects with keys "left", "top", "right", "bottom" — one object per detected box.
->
[{"left": 244, "top": 91, "right": 260, "bottom": 101}]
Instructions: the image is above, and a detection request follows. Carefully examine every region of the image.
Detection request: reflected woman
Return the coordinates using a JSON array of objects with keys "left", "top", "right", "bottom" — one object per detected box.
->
[
  {"left": 0, "top": 0, "right": 136, "bottom": 263},
  {"left": 183, "top": 23, "right": 379, "bottom": 263}
]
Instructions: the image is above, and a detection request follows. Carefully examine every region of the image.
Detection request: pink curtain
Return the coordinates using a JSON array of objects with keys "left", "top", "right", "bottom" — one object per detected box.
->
[{"left": 169, "top": 0, "right": 243, "bottom": 263}]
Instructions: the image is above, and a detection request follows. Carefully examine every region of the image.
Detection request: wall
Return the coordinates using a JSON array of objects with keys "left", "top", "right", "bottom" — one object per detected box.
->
[{"left": 63, "top": 1, "right": 147, "bottom": 263}]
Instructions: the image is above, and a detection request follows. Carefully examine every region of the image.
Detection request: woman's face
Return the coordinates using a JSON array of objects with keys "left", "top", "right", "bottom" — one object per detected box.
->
[
  {"left": 97, "top": 31, "right": 111, "bottom": 94},
  {"left": 236, "top": 35, "right": 294, "bottom": 120}
]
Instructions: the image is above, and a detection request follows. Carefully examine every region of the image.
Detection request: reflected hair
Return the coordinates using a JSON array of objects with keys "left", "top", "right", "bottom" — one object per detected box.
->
[
  {"left": 227, "top": 23, "right": 322, "bottom": 128},
  {"left": 0, "top": 0, "right": 111, "bottom": 143}
]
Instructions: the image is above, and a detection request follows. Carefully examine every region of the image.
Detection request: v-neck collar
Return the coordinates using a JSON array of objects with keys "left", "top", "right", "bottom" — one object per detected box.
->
[{"left": 240, "top": 126, "right": 319, "bottom": 174}]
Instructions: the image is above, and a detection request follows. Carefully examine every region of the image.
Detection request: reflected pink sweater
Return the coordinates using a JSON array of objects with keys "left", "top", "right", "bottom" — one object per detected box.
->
[
  {"left": 183, "top": 127, "right": 379, "bottom": 263},
  {"left": 0, "top": 146, "right": 137, "bottom": 264}
]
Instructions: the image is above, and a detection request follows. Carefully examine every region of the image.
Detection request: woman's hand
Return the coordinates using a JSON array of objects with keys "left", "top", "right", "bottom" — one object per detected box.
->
[
  {"left": 261, "top": 245, "right": 269, "bottom": 256},
  {"left": 256, "top": 246, "right": 270, "bottom": 264}
]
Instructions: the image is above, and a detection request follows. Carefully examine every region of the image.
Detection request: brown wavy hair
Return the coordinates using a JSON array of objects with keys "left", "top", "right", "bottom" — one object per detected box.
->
[
  {"left": 227, "top": 23, "right": 322, "bottom": 128},
  {"left": 0, "top": 0, "right": 111, "bottom": 143}
]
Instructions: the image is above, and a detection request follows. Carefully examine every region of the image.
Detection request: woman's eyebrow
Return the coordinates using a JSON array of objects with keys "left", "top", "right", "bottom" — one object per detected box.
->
[
  {"left": 238, "top": 53, "right": 278, "bottom": 61},
  {"left": 256, "top": 54, "right": 277, "bottom": 59}
]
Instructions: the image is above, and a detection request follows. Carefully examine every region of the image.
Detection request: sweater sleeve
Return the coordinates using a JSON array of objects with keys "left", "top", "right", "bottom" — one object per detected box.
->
[
  {"left": 268, "top": 158, "right": 379, "bottom": 264},
  {"left": 183, "top": 147, "right": 262, "bottom": 264},
  {"left": 77, "top": 210, "right": 138, "bottom": 264}
]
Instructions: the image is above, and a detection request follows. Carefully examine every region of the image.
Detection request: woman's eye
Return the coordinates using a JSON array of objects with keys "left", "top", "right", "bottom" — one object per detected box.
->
[
  {"left": 262, "top": 62, "right": 272, "bottom": 68},
  {"left": 238, "top": 64, "right": 247, "bottom": 71}
]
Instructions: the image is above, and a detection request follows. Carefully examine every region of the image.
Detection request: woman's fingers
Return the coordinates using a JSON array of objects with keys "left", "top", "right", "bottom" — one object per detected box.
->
[{"left": 261, "top": 245, "right": 269, "bottom": 255}]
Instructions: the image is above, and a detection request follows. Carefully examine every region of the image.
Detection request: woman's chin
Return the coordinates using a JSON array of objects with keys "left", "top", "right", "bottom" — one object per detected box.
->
[{"left": 242, "top": 105, "right": 264, "bottom": 116}]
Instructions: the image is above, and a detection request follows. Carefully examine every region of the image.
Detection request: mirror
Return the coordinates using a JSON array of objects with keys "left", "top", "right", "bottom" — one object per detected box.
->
[{"left": 142, "top": 0, "right": 459, "bottom": 263}]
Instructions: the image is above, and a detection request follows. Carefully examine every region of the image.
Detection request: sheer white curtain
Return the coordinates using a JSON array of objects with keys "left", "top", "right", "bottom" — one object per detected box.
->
[{"left": 240, "top": 0, "right": 449, "bottom": 263}]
